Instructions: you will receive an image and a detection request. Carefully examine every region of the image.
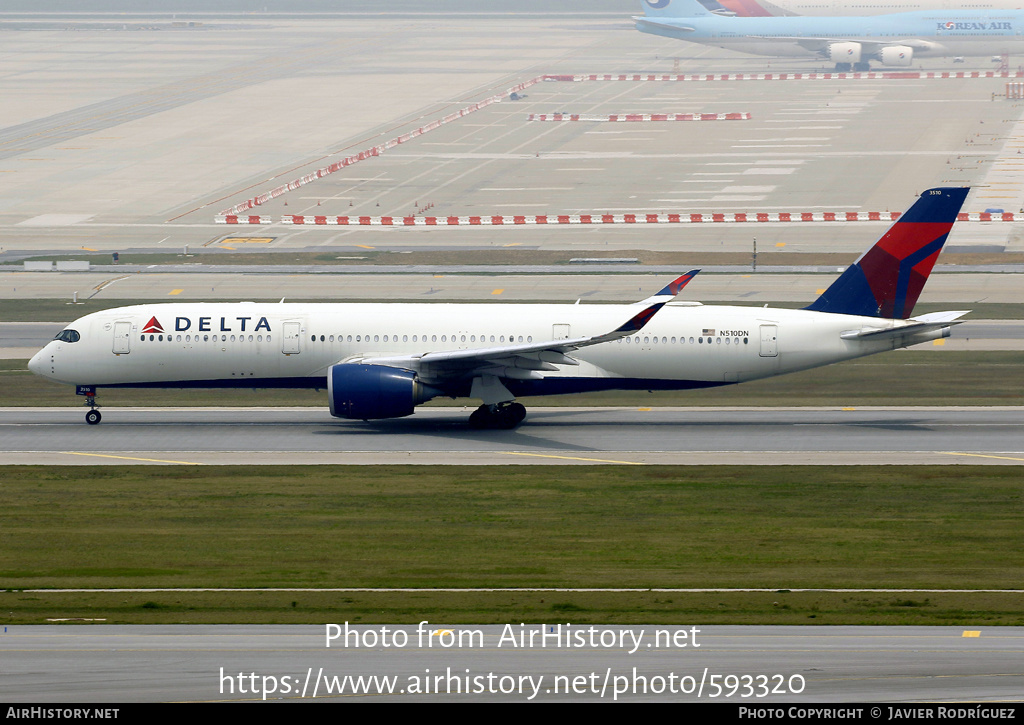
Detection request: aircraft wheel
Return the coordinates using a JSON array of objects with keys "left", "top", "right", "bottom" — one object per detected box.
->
[
  {"left": 86, "top": 410, "right": 102, "bottom": 425},
  {"left": 469, "top": 406, "right": 490, "bottom": 429},
  {"left": 507, "top": 403, "right": 527, "bottom": 426},
  {"left": 468, "top": 403, "right": 526, "bottom": 430}
]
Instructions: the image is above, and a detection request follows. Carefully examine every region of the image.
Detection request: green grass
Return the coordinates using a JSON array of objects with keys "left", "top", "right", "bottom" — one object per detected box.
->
[
  {"left": 5, "top": 590, "right": 1023, "bottom": 626},
  {"left": 2, "top": 465, "right": 1023, "bottom": 624},
  {"left": 5, "top": 351, "right": 1023, "bottom": 407}
]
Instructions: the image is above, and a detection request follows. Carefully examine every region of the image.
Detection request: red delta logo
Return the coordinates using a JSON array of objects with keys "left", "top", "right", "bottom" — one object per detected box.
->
[{"left": 142, "top": 316, "right": 164, "bottom": 334}]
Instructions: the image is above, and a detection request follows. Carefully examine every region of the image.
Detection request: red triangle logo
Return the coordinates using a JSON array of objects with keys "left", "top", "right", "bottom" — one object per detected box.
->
[{"left": 142, "top": 316, "right": 164, "bottom": 334}]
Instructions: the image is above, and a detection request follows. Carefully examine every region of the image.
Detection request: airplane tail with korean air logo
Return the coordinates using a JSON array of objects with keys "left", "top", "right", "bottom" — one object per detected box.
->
[{"left": 804, "top": 187, "right": 969, "bottom": 320}]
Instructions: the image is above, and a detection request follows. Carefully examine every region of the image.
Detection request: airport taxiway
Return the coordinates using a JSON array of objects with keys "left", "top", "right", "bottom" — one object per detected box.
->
[
  {"left": 2, "top": 624, "right": 1022, "bottom": 702},
  {"left": 2, "top": 407, "right": 1022, "bottom": 466}
]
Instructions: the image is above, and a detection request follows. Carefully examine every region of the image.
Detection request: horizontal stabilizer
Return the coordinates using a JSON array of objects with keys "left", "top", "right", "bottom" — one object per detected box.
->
[{"left": 839, "top": 311, "right": 969, "bottom": 340}]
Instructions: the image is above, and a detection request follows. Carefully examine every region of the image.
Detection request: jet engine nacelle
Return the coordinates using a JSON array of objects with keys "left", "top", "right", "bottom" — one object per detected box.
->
[
  {"left": 879, "top": 45, "right": 914, "bottom": 67},
  {"left": 328, "top": 363, "right": 439, "bottom": 420},
  {"left": 828, "top": 41, "right": 862, "bottom": 64}
]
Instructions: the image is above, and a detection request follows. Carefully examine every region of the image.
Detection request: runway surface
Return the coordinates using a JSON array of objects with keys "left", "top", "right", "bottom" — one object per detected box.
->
[
  {"left": 2, "top": 624, "right": 1021, "bottom": 702},
  {"left": 3, "top": 407, "right": 1022, "bottom": 465}
]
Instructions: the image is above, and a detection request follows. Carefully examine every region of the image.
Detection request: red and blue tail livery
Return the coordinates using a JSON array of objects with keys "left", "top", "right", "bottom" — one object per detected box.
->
[{"left": 805, "top": 187, "right": 968, "bottom": 319}]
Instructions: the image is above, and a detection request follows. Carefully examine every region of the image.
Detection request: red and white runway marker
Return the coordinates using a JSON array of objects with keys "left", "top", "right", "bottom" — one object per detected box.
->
[
  {"left": 527, "top": 112, "right": 751, "bottom": 122},
  {"left": 217, "top": 211, "right": 1014, "bottom": 225}
]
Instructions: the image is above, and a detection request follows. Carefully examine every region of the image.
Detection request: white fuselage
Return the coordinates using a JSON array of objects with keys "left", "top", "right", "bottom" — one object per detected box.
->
[{"left": 29, "top": 301, "right": 940, "bottom": 396}]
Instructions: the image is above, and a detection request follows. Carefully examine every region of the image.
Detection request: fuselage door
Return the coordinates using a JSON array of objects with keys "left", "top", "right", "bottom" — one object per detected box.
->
[
  {"left": 113, "top": 321, "right": 132, "bottom": 355},
  {"left": 759, "top": 324, "right": 778, "bottom": 357},
  {"left": 282, "top": 321, "right": 301, "bottom": 355},
  {"left": 552, "top": 324, "right": 571, "bottom": 340}
]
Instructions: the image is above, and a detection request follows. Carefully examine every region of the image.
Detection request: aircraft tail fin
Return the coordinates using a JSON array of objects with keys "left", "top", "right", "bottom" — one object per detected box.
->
[
  {"left": 640, "top": 0, "right": 713, "bottom": 17},
  {"left": 710, "top": 0, "right": 775, "bottom": 16},
  {"left": 804, "top": 187, "right": 969, "bottom": 319}
]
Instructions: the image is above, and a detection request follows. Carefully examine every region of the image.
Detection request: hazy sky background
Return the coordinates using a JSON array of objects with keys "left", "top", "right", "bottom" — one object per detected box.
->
[{"left": 0, "top": 1, "right": 635, "bottom": 14}]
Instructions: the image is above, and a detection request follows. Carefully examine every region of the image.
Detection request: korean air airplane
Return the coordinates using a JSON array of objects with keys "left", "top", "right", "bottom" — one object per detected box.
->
[
  {"left": 29, "top": 187, "right": 969, "bottom": 430},
  {"left": 638, "top": 0, "right": 1024, "bottom": 70}
]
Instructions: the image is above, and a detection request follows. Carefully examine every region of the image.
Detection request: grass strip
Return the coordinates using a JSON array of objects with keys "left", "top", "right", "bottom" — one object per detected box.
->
[{"left": 2, "top": 465, "right": 1022, "bottom": 624}]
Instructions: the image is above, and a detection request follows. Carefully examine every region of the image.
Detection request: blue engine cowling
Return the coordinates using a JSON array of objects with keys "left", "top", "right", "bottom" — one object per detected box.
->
[{"left": 328, "top": 363, "right": 438, "bottom": 420}]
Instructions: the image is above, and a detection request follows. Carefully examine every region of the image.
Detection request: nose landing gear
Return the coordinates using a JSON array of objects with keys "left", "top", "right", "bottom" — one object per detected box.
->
[{"left": 77, "top": 385, "right": 102, "bottom": 425}]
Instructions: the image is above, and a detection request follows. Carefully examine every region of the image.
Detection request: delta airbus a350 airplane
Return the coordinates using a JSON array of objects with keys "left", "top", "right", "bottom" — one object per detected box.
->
[{"left": 30, "top": 187, "right": 969, "bottom": 430}]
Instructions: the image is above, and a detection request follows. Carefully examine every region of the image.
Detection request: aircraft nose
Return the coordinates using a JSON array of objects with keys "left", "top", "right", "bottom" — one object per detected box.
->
[{"left": 28, "top": 347, "right": 49, "bottom": 377}]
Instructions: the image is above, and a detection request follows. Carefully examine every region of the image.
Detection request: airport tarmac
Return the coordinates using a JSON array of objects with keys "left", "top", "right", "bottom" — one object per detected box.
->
[
  {"left": 2, "top": 624, "right": 1021, "bottom": 702},
  {"left": 2, "top": 14, "right": 1024, "bottom": 260},
  {"left": 2, "top": 407, "right": 1022, "bottom": 466}
]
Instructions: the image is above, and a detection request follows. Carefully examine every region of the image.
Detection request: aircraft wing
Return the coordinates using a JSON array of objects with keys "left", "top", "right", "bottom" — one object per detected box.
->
[
  {"left": 633, "top": 16, "right": 697, "bottom": 33},
  {"left": 358, "top": 300, "right": 668, "bottom": 382},
  {"left": 839, "top": 311, "right": 970, "bottom": 341},
  {"left": 352, "top": 272, "right": 699, "bottom": 383}
]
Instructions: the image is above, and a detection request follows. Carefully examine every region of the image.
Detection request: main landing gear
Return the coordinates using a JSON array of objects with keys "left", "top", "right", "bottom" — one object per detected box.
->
[{"left": 468, "top": 401, "right": 526, "bottom": 430}]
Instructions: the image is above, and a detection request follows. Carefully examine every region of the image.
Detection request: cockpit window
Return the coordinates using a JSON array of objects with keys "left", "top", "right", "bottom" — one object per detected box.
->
[{"left": 54, "top": 329, "right": 80, "bottom": 343}]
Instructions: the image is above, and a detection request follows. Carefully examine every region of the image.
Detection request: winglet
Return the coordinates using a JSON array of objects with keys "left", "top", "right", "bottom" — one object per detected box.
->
[{"left": 637, "top": 270, "right": 700, "bottom": 304}]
